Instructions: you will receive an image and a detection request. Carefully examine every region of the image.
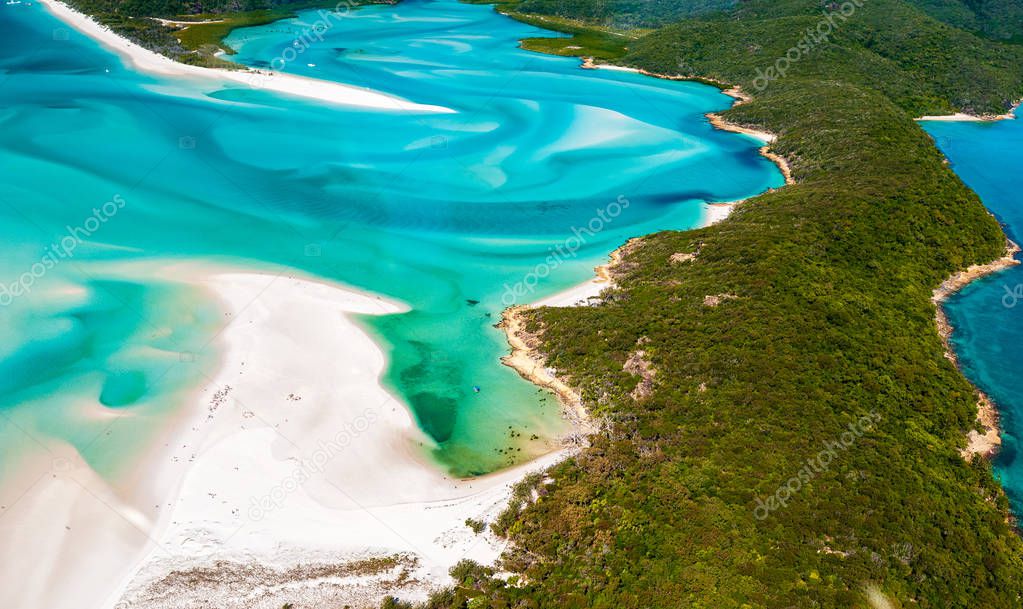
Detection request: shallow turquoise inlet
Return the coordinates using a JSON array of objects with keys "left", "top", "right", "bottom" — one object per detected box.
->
[
  {"left": 0, "top": 0, "right": 782, "bottom": 478},
  {"left": 924, "top": 113, "right": 1023, "bottom": 513}
]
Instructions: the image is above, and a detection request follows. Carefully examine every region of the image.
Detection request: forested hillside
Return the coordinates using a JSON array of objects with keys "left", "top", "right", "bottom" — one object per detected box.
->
[
  {"left": 391, "top": 0, "right": 1023, "bottom": 607},
  {"left": 511, "top": 0, "right": 733, "bottom": 28},
  {"left": 907, "top": 0, "right": 1023, "bottom": 40}
]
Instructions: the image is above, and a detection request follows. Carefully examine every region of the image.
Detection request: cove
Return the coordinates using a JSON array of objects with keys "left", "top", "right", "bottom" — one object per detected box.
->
[{"left": 924, "top": 112, "right": 1023, "bottom": 514}]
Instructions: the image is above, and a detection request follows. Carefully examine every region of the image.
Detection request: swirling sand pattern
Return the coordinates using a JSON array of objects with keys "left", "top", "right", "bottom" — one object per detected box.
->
[{"left": 0, "top": 0, "right": 782, "bottom": 477}]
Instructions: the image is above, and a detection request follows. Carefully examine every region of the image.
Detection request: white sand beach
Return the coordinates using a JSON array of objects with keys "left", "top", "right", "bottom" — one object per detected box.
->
[
  {"left": 0, "top": 267, "right": 570, "bottom": 609},
  {"left": 916, "top": 109, "right": 1018, "bottom": 122},
  {"left": 535, "top": 199, "right": 743, "bottom": 310},
  {"left": 38, "top": 0, "right": 452, "bottom": 113},
  {"left": 532, "top": 275, "right": 610, "bottom": 307},
  {"left": 703, "top": 201, "right": 738, "bottom": 225},
  {"left": 916, "top": 112, "right": 998, "bottom": 122}
]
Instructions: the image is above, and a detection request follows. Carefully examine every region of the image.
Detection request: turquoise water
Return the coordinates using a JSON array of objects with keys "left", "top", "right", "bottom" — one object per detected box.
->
[
  {"left": 924, "top": 113, "right": 1023, "bottom": 513},
  {"left": 0, "top": 0, "right": 781, "bottom": 478}
]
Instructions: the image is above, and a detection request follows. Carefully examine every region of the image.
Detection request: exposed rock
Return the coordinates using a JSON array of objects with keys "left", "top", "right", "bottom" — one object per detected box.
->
[
  {"left": 962, "top": 393, "right": 1002, "bottom": 460},
  {"left": 931, "top": 239, "right": 1019, "bottom": 461},
  {"left": 623, "top": 349, "right": 656, "bottom": 401},
  {"left": 703, "top": 293, "right": 738, "bottom": 307}
]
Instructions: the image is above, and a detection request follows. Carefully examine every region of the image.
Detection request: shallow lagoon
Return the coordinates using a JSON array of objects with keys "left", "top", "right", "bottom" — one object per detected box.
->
[{"left": 0, "top": 0, "right": 782, "bottom": 477}]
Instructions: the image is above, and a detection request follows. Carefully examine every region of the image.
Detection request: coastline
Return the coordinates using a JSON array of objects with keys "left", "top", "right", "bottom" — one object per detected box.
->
[
  {"left": 706, "top": 111, "right": 776, "bottom": 143},
  {"left": 703, "top": 200, "right": 743, "bottom": 225},
  {"left": 497, "top": 62, "right": 799, "bottom": 456},
  {"left": 500, "top": 307, "right": 591, "bottom": 435},
  {"left": 2, "top": 12, "right": 796, "bottom": 606},
  {"left": 706, "top": 109, "right": 795, "bottom": 186},
  {"left": 0, "top": 264, "right": 571, "bottom": 609},
  {"left": 37, "top": 0, "right": 451, "bottom": 112},
  {"left": 916, "top": 105, "right": 1020, "bottom": 122},
  {"left": 579, "top": 57, "right": 795, "bottom": 186},
  {"left": 932, "top": 240, "right": 1021, "bottom": 459},
  {"left": 6, "top": 0, "right": 1023, "bottom": 605},
  {"left": 498, "top": 237, "right": 646, "bottom": 441},
  {"left": 116, "top": 269, "right": 574, "bottom": 609}
]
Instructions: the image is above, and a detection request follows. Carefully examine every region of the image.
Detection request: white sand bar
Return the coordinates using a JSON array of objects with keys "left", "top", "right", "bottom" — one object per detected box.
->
[
  {"left": 38, "top": 0, "right": 453, "bottom": 113},
  {"left": 0, "top": 269, "right": 569, "bottom": 609}
]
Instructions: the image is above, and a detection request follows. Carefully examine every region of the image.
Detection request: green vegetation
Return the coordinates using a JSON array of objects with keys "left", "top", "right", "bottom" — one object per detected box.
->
[
  {"left": 382, "top": 597, "right": 415, "bottom": 609},
  {"left": 62, "top": 0, "right": 390, "bottom": 67},
  {"left": 489, "top": 472, "right": 545, "bottom": 536},
  {"left": 174, "top": 7, "right": 309, "bottom": 56},
  {"left": 392, "top": 0, "right": 1023, "bottom": 607},
  {"left": 506, "top": 13, "right": 637, "bottom": 60},
  {"left": 70, "top": 10, "right": 194, "bottom": 64},
  {"left": 462, "top": 0, "right": 644, "bottom": 59},
  {"left": 906, "top": 0, "right": 1023, "bottom": 41},
  {"left": 509, "top": 0, "right": 733, "bottom": 28},
  {"left": 627, "top": 0, "right": 1023, "bottom": 116}
]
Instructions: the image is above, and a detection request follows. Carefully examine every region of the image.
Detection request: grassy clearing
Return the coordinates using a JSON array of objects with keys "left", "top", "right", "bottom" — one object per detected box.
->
[{"left": 506, "top": 12, "right": 643, "bottom": 59}]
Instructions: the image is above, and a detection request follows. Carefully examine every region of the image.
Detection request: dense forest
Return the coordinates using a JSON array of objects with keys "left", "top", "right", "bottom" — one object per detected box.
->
[
  {"left": 384, "top": 0, "right": 1023, "bottom": 607},
  {"left": 908, "top": 0, "right": 1023, "bottom": 41},
  {"left": 487, "top": 0, "right": 1023, "bottom": 38},
  {"left": 510, "top": 0, "right": 735, "bottom": 28}
]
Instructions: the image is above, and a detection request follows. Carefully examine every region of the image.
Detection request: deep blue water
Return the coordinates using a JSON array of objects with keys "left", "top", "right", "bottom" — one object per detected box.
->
[
  {"left": 924, "top": 113, "right": 1023, "bottom": 512},
  {"left": 0, "top": 0, "right": 781, "bottom": 477}
]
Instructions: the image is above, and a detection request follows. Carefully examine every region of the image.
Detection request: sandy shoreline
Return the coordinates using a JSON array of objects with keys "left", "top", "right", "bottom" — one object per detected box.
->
[
  {"left": 932, "top": 240, "right": 1021, "bottom": 460},
  {"left": 703, "top": 201, "right": 743, "bottom": 225},
  {"left": 706, "top": 111, "right": 795, "bottom": 185},
  {"left": 909, "top": 96, "right": 1022, "bottom": 460},
  {"left": 0, "top": 265, "right": 573, "bottom": 609},
  {"left": 579, "top": 57, "right": 795, "bottom": 186},
  {"left": 580, "top": 56, "right": 724, "bottom": 85},
  {"left": 706, "top": 111, "right": 776, "bottom": 143},
  {"left": 917, "top": 112, "right": 1014, "bottom": 122},
  {"left": 916, "top": 104, "right": 1020, "bottom": 122},
  {"left": 500, "top": 308, "right": 591, "bottom": 436},
  {"left": 0, "top": 32, "right": 800, "bottom": 608},
  {"left": 496, "top": 61, "right": 798, "bottom": 529},
  {"left": 38, "top": 0, "right": 451, "bottom": 112},
  {"left": 116, "top": 270, "right": 577, "bottom": 609},
  {"left": 573, "top": 59, "right": 1013, "bottom": 462},
  {"left": 499, "top": 238, "right": 647, "bottom": 437},
  {"left": 501, "top": 62, "right": 797, "bottom": 425}
]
